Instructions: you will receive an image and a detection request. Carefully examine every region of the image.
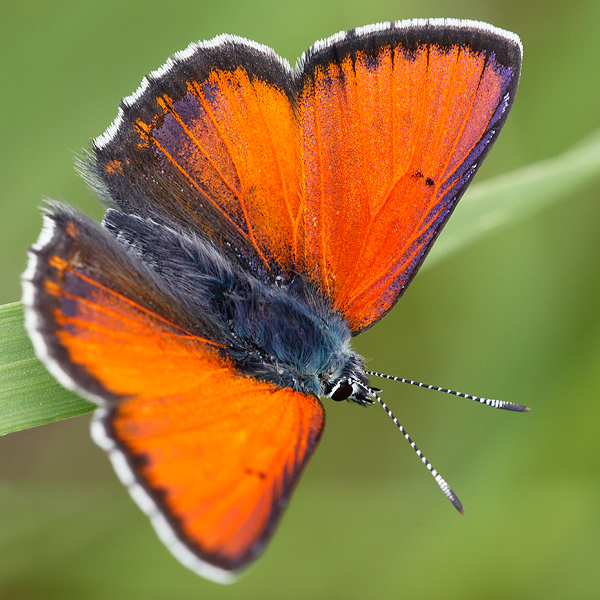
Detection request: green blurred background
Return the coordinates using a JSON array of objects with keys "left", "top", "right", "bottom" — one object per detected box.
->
[{"left": 2, "top": 0, "right": 600, "bottom": 598}]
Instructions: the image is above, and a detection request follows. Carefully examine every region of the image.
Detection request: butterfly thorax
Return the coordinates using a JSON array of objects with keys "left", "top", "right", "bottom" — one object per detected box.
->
[
  {"left": 104, "top": 209, "right": 371, "bottom": 404},
  {"left": 220, "top": 274, "right": 371, "bottom": 403}
]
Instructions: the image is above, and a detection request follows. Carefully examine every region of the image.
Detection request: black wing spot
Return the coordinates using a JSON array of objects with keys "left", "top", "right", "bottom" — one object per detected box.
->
[
  {"left": 412, "top": 172, "right": 434, "bottom": 186},
  {"left": 245, "top": 467, "right": 267, "bottom": 480}
]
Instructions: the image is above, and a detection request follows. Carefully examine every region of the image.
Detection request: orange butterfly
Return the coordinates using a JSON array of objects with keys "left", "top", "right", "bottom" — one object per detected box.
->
[{"left": 23, "top": 19, "right": 525, "bottom": 583}]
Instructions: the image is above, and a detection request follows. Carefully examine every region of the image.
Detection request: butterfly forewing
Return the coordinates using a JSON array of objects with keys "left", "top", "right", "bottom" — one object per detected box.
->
[
  {"left": 89, "top": 22, "right": 520, "bottom": 327},
  {"left": 23, "top": 206, "right": 325, "bottom": 580},
  {"left": 298, "top": 21, "right": 521, "bottom": 333}
]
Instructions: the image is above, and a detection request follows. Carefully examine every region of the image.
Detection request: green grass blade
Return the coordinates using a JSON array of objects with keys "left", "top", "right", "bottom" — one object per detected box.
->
[
  {"left": 0, "top": 302, "right": 93, "bottom": 435},
  {"left": 427, "top": 127, "right": 600, "bottom": 267},
  {"left": 2, "top": 128, "right": 600, "bottom": 435}
]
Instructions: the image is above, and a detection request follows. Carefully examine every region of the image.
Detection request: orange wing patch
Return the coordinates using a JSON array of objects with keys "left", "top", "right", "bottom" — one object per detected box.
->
[
  {"left": 97, "top": 61, "right": 303, "bottom": 277},
  {"left": 27, "top": 209, "right": 324, "bottom": 575},
  {"left": 53, "top": 262, "right": 324, "bottom": 569},
  {"left": 58, "top": 270, "right": 324, "bottom": 571},
  {"left": 135, "top": 71, "right": 303, "bottom": 270},
  {"left": 107, "top": 371, "right": 323, "bottom": 570},
  {"left": 92, "top": 32, "right": 519, "bottom": 330},
  {"left": 300, "top": 40, "right": 517, "bottom": 333},
  {"left": 51, "top": 268, "right": 224, "bottom": 398}
]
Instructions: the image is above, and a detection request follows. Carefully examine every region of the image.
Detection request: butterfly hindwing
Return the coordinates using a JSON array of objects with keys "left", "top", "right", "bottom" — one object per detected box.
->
[
  {"left": 92, "top": 367, "right": 324, "bottom": 581},
  {"left": 22, "top": 205, "right": 325, "bottom": 580},
  {"left": 90, "top": 36, "right": 303, "bottom": 282}
]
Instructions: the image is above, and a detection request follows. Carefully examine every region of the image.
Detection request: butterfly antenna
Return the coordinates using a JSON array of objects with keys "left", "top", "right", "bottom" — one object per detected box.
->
[
  {"left": 365, "top": 371, "right": 530, "bottom": 413},
  {"left": 355, "top": 382, "right": 464, "bottom": 514}
]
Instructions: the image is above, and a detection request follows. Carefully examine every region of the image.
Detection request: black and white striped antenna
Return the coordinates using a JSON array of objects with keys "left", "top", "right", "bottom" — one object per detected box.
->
[
  {"left": 356, "top": 374, "right": 529, "bottom": 512},
  {"left": 365, "top": 370, "right": 530, "bottom": 412},
  {"left": 355, "top": 381, "right": 464, "bottom": 513}
]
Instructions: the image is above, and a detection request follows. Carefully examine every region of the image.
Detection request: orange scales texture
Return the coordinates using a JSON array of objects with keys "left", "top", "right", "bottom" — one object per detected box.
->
[
  {"left": 134, "top": 69, "right": 303, "bottom": 275},
  {"left": 111, "top": 377, "right": 323, "bottom": 560},
  {"left": 52, "top": 269, "right": 223, "bottom": 397},
  {"left": 300, "top": 43, "right": 505, "bottom": 332},
  {"left": 44, "top": 235, "right": 324, "bottom": 564}
]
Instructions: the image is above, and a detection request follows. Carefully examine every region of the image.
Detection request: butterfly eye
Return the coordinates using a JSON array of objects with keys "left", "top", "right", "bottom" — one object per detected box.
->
[{"left": 331, "top": 384, "right": 353, "bottom": 401}]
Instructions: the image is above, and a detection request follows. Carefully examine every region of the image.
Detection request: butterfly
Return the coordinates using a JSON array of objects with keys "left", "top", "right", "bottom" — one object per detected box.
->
[{"left": 22, "top": 18, "right": 525, "bottom": 583}]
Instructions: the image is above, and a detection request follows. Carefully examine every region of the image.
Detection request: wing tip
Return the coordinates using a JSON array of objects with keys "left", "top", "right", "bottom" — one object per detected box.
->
[
  {"left": 21, "top": 212, "right": 85, "bottom": 399},
  {"left": 21, "top": 207, "right": 114, "bottom": 408}
]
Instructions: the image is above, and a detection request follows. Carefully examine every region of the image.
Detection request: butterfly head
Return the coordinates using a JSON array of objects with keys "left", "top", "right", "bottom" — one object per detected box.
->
[{"left": 320, "top": 354, "right": 374, "bottom": 406}]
